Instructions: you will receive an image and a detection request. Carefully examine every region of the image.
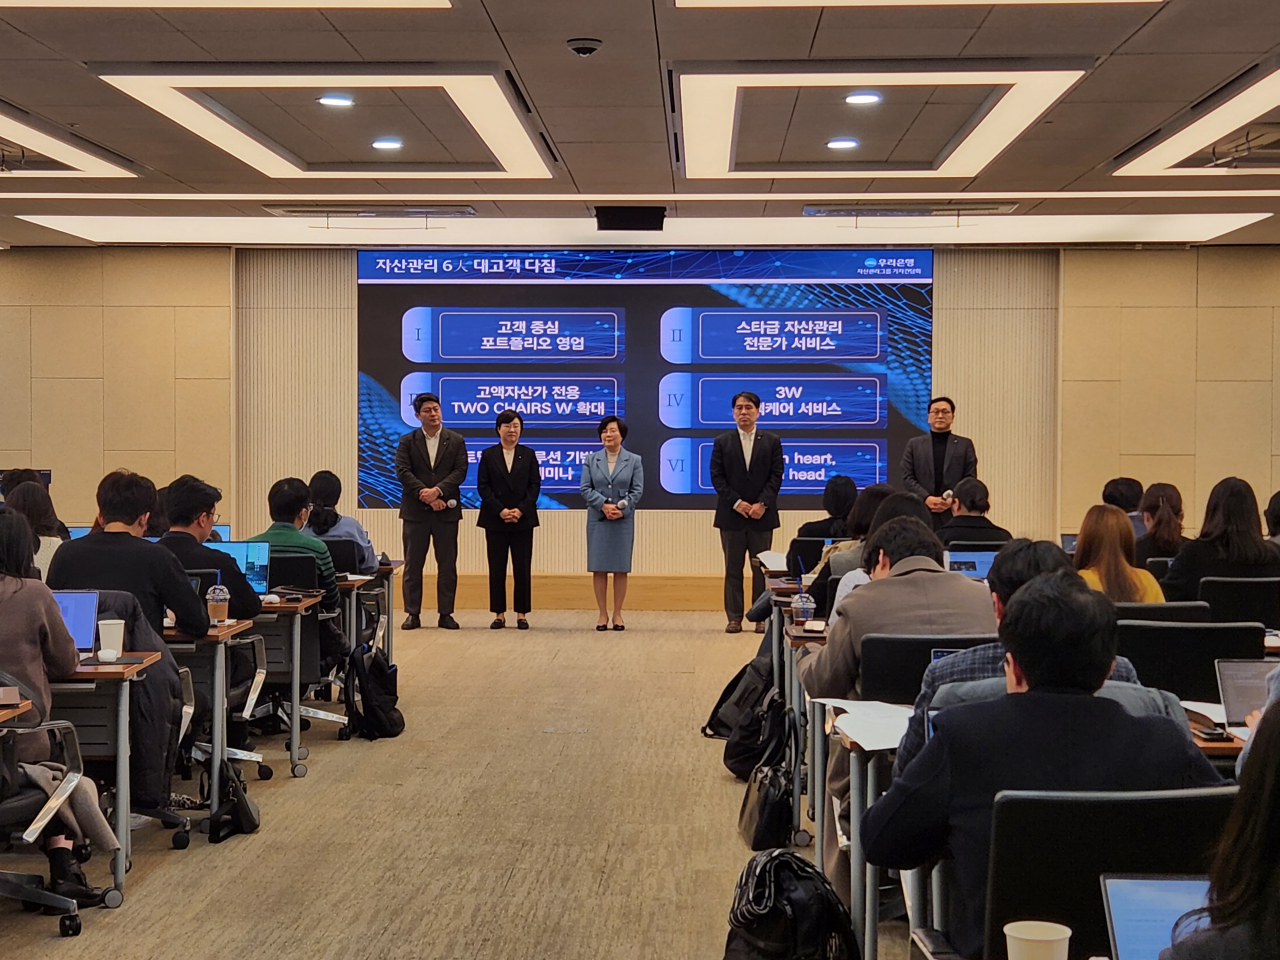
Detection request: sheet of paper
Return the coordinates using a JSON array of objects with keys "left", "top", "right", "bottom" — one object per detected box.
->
[
  {"left": 831, "top": 701, "right": 913, "bottom": 752},
  {"left": 757, "top": 550, "right": 787, "bottom": 570},
  {"left": 1180, "top": 701, "right": 1226, "bottom": 725}
]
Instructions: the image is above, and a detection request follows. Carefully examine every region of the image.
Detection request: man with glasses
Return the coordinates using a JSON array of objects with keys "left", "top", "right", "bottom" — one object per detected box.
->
[
  {"left": 248, "top": 477, "right": 340, "bottom": 614},
  {"left": 901, "top": 396, "right": 978, "bottom": 531}
]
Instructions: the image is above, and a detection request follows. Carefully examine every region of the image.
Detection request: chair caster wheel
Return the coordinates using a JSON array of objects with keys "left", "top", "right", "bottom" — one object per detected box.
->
[
  {"left": 337, "top": 726, "right": 351, "bottom": 741},
  {"left": 792, "top": 829, "right": 813, "bottom": 847},
  {"left": 199, "top": 818, "right": 211, "bottom": 835},
  {"left": 60, "top": 914, "right": 82, "bottom": 936},
  {"left": 125, "top": 858, "right": 132, "bottom": 873},
  {"left": 172, "top": 830, "right": 190, "bottom": 850},
  {"left": 73, "top": 844, "right": 91, "bottom": 863},
  {"left": 298, "top": 747, "right": 309, "bottom": 761},
  {"left": 300, "top": 718, "right": 312, "bottom": 731},
  {"left": 257, "top": 764, "right": 273, "bottom": 780},
  {"left": 291, "top": 762, "right": 307, "bottom": 778},
  {"left": 103, "top": 887, "right": 124, "bottom": 909}
]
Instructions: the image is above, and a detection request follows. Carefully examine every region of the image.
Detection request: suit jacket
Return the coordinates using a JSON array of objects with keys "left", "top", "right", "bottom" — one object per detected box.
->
[
  {"left": 579, "top": 448, "right": 644, "bottom": 520},
  {"left": 709, "top": 429, "right": 784, "bottom": 531},
  {"left": 395, "top": 427, "right": 469, "bottom": 523},
  {"left": 901, "top": 432, "right": 977, "bottom": 499},
  {"left": 476, "top": 443, "right": 541, "bottom": 531},
  {"left": 936, "top": 514, "right": 1012, "bottom": 547},
  {"left": 861, "top": 690, "right": 1223, "bottom": 960}
]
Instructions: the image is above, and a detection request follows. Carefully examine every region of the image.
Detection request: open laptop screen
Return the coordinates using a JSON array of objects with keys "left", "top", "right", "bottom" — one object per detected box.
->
[
  {"left": 203, "top": 541, "right": 270, "bottom": 595},
  {"left": 1217, "top": 659, "right": 1275, "bottom": 727},
  {"left": 52, "top": 590, "right": 99, "bottom": 655},
  {"left": 211, "top": 524, "right": 231, "bottom": 540},
  {"left": 67, "top": 526, "right": 92, "bottom": 540},
  {"left": 943, "top": 549, "right": 999, "bottom": 580},
  {"left": 1103, "top": 875, "right": 1209, "bottom": 960}
]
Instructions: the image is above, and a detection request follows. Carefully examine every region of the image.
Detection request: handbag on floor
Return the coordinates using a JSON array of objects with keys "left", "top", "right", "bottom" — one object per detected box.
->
[
  {"left": 738, "top": 762, "right": 792, "bottom": 851},
  {"left": 725, "top": 686, "right": 788, "bottom": 781},
  {"left": 206, "top": 760, "right": 261, "bottom": 843},
  {"left": 703, "top": 655, "right": 774, "bottom": 741},
  {"left": 723, "top": 849, "right": 857, "bottom": 960}
]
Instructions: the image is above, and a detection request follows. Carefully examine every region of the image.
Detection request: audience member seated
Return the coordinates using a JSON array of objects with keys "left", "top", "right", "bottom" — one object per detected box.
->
[
  {"left": 249, "top": 477, "right": 340, "bottom": 613},
  {"left": 1074, "top": 504, "right": 1166, "bottom": 603},
  {"left": 158, "top": 475, "right": 261, "bottom": 621},
  {"left": 831, "top": 492, "right": 934, "bottom": 610},
  {"left": 826, "top": 483, "right": 895, "bottom": 582},
  {"left": 861, "top": 571, "right": 1223, "bottom": 960},
  {"left": 1264, "top": 489, "right": 1280, "bottom": 546},
  {"left": 4, "top": 480, "right": 64, "bottom": 578},
  {"left": 893, "top": 539, "right": 1140, "bottom": 776},
  {"left": 1161, "top": 477, "right": 1280, "bottom": 602},
  {"left": 0, "top": 506, "right": 106, "bottom": 906},
  {"left": 797, "top": 474, "right": 858, "bottom": 541},
  {"left": 936, "top": 478, "right": 1012, "bottom": 546},
  {"left": 1103, "top": 476, "right": 1147, "bottom": 538},
  {"left": 1136, "top": 481, "right": 1190, "bottom": 568},
  {"left": 797, "top": 515, "right": 996, "bottom": 904},
  {"left": 303, "top": 470, "right": 378, "bottom": 575},
  {"left": 46, "top": 470, "right": 209, "bottom": 637},
  {"left": 1, "top": 468, "right": 70, "bottom": 540},
  {"left": 1163, "top": 703, "right": 1280, "bottom": 960}
]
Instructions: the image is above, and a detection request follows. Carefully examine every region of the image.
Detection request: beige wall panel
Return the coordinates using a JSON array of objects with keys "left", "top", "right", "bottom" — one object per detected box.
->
[
  {"left": 176, "top": 379, "right": 234, "bottom": 524},
  {"left": 102, "top": 449, "right": 176, "bottom": 488},
  {"left": 1272, "top": 456, "right": 1280, "bottom": 505},
  {"left": 175, "top": 306, "right": 232, "bottom": 380},
  {"left": 1062, "top": 249, "right": 1197, "bottom": 308},
  {"left": 1117, "top": 454, "right": 1198, "bottom": 533},
  {"left": 1194, "top": 381, "right": 1272, "bottom": 526},
  {"left": 0, "top": 306, "right": 31, "bottom": 450},
  {"left": 31, "top": 378, "right": 102, "bottom": 523},
  {"left": 30, "top": 305, "right": 103, "bottom": 380},
  {"left": 103, "top": 306, "right": 175, "bottom": 447},
  {"left": 1061, "top": 379, "right": 1120, "bottom": 532},
  {"left": 0, "top": 249, "right": 101, "bottom": 307},
  {"left": 1196, "top": 307, "right": 1273, "bottom": 381},
  {"left": 0, "top": 451, "right": 33, "bottom": 469},
  {"left": 1196, "top": 247, "right": 1280, "bottom": 308},
  {"left": 104, "top": 247, "right": 231, "bottom": 307},
  {"left": 1061, "top": 306, "right": 1121, "bottom": 381},
  {"left": 1119, "top": 307, "right": 1196, "bottom": 455}
]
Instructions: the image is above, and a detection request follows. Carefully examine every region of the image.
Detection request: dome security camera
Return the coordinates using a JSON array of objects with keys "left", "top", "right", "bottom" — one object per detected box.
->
[{"left": 566, "top": 38, "right": 603, "bottom": 57}]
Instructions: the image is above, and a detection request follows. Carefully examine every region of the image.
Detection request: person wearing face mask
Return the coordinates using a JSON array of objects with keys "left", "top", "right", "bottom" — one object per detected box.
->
[
  {"left": 476, "top": 410, "right": 541, "bottom": 630},
  {"left": 901, "top": 396, "right": 978, "bottom": 531},
  {"left": 580, "top": 416, "right": 644, "bottom": 631}
]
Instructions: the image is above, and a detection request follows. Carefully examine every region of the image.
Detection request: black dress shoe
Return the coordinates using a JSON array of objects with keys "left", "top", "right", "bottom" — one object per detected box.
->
[
  {"left": 401, "top": 614, "right": 421, "bottom": 630},
  {"left": 612, "top": 623, "right": 625, "bottom": 631},
  {"left": 516, "top": 618, "right": 529, "bottom": 630},
  {"left": 51, "top": 867, "right": 106, "bottom": 908},
  {"left": 596, "top": 623, "right": 608, "bottom": 631},
  {"left": 438, "top": 614, "right": 460, "bottom": 630},
  {"left": 490, "top": 618, "right": 506, "bottom": 629}
]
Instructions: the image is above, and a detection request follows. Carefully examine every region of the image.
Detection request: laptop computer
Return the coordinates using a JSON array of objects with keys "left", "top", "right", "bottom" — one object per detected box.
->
[
  {"left": 1061, "top": 533, "right": 1078, "bottom": 554},
  {"left": 67, "top": 525, "right": 92, "bottom": 540},
  {"left": 211, "top": 524, "right": 231, "bottom": 540},
  {"left": 52, "top": 590, "right": 99, "bottom": 660},
  {"left": 943, "top": 548, "right": 999, "bottom": 580},
  {"left": 1216, "top": 659, "right": 1276, "bottom": 740},
  {"left": 1102, "top": 874, "right": 1209, "bottom": 960},
  {"left": 203, "top": 540, "right": 270, "bottom": 595}
]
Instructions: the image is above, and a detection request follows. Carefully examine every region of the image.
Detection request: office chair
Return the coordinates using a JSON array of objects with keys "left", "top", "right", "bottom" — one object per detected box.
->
[
  {"left": 859, "top": 634, "right": 999, "bottom": 705},
  {"left": 943, "top": 540, "right": 1011, "bottom": 552},
  {"left": 787, "top": 537, "right": 846, "bottom": 578},
  {"left": 323, "top": 538, "right": 361, "bottom": 575},
  {"left": 1112, "top": 600, "right": 1211, "bottom": 623},
  {"left": 1198, "top": 576, "right": 1280, "bottom": 629},
  {"left": 1146, "top": 557, "right": 1173, "bottom": 581},
  {"left": 910, "top": 787, "right": 1237, "bottom": 960},
  {"left": 1116, "top": 620, "right": 1266, "bottom": 702},
  {"left": 267, "top": 553, "right": 319, "bottom": 590}
]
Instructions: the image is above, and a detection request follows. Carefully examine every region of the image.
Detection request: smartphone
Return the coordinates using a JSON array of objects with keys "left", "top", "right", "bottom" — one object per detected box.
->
[{"left": 1192, "top": 725, "right": 1231, "bottom": 742}]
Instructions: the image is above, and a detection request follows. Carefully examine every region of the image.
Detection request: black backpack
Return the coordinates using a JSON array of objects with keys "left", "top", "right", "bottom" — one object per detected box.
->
[
  {"left": 343, "top": 642, "right": 405, "bottom": 741},
  {"left": 724, "top": 687, "right": 789, "bottom": 781},
  {"left": 206, "top": 759, "right": 261, "bottom": 843},
  {"left": 703, "top": 655, "right": 774, "bottom": 741},
  {"left": 724, "top": 849, "right": 857, "bottom": 960}
]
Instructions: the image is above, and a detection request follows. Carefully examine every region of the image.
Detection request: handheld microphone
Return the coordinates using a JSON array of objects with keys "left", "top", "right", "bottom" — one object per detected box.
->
[{"left": 446, "top": 499, "right": 458, "bottom": 509}]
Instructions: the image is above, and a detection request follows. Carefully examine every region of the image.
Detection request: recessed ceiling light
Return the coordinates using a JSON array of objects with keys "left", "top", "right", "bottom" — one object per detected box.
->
[
  {"left": 827, "top": 138, "right": 859, "bottom": 150},
  {"left": 317, "top": 94, "right": 353, "bottom": 107},
  {"left": 371, "top": 137, "right": 402, "bottom": 150},
  {"left": 845, "top": 92, "right": 881, "bottom": 105}
]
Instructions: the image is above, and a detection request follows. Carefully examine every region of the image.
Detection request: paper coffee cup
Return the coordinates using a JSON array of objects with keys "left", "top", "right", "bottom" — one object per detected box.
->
[
  {"left": 1004, "top": 920, "right": 1071, "bottom": 960},
  {"left": 97, "top": 619, "right": 126, "bottom": 659}
]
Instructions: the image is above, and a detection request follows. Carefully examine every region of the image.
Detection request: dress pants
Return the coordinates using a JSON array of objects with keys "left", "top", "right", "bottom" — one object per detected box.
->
[
  {"left": 402, "top": 516, "right": 460, "bottom": 616},
  {"left": 485, "top": 526, "right": 534, "bottom": 614},
  {"left": 720, "top": 527, "right": 773, "bottom": 620}
]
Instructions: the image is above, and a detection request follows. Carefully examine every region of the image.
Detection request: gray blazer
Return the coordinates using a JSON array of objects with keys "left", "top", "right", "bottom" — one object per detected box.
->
[
  {"left": 901, "top": 431, "right": 977, "bottom": 498},
  {"left": 579, "top": 448, "right": 644, "bottom": 520}
]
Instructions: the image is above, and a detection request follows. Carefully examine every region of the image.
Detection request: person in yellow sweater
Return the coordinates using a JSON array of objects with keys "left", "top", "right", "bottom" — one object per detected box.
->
[{"left": 1074, "top": 504, "right": 1166, "bottom": 603}]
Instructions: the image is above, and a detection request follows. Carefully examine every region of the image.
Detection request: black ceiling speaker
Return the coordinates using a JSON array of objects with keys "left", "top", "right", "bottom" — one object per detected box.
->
[{"left": 594, "top": 206, "right": 666, "bottom": 231}]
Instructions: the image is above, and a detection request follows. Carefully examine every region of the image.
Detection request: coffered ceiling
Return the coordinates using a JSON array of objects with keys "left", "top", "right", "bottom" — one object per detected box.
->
[{"left": 3, "top": 0, "right": 1280, "bottom": 245}]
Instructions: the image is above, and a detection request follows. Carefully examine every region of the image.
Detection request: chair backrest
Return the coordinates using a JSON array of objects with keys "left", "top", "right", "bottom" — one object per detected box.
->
[
  {"left": 186, "top": 568, "right": 219, "bottom": 601},
  {"left": 946, "top": 539, "right": 1011, "bottom": 551},
  {"left": 859, "top": 634, "right": 1000, "bottom": 704},
  {"left": 323, "top": 538, "right": 361, "bottom": 575},
  {"left": 983, "top": 787, "right": 1237, "bottom": 960},
  {"left": 267, "top": 553, "right": 318, "bottom": 590},
  {"left": 1113, "top": 601, "right": 1211, "bottom": 623},
  {"left": 1146, "top": 557, "right": 1172, "bottom": 581},
  {"left": 1116, "top": 620, "right": 1266, "bottom": 701},
  {"left": 1198, "top": 576, "right": 1280, "bottom": 628}
]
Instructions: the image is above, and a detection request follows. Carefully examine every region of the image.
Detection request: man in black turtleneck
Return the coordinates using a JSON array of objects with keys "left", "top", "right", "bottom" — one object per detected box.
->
[{"left": 901, "top": 396, "right": 978, "bottom": 530}]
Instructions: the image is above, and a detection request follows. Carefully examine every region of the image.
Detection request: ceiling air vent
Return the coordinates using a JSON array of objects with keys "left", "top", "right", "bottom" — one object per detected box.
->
[
  {"left": 262, "top": 204, "right": 478, "bottom": 218},
  {"left": 803, "top": 202, "right": 1019, "bottom": 217}
]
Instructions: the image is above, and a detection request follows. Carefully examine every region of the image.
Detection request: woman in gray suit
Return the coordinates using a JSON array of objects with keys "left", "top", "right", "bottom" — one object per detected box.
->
[{"left": 580, "top": 415, "right": 644, "bottom": 630}]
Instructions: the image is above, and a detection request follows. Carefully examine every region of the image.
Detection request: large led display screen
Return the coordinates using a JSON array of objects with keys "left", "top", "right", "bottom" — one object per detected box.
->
[{"left": 357, "top": 249, "right": 932, "bottom": 511}]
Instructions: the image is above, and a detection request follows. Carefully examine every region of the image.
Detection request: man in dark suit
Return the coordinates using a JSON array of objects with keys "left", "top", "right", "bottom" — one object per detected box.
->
[
  {"left": 860, "top": 570, "right": 1222, "bottom": 959},
  {"left": 396, "top": 392, "right": 468, "bottom": 630},
  {"left": 709, "top": 390, "right": 785, "bottom": 634},
  {"left": 901, "top": 396, "right": 978, "bottom": 530}
]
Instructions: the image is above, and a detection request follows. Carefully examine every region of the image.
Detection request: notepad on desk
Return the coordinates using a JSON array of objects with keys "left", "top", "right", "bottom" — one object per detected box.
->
[{"left": 827, "top": 701, "right": 912, "bottom": 752}]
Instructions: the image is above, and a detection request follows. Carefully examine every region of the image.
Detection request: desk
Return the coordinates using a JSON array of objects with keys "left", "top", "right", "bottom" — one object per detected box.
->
[
  {"left": 765, "top": 576, "right": 800, "bottom": 596},
  {"left": 49, "top": 652, "right": 161, "bottom": 899},
  {"left": 258, "top": 596, "right": 322, "bottom": 777},
  {"left": 0, "top": 699, "right": 33, "bottom": 724},
  {"left": 1193, "top": 732, "right": 1245, "bottom": 759},
  {"left": 165, "top": 620, "right": 255, "bottom": 816},
  {"left": 337, "top": 576, "right": 376, "bottom": 654},
  {"left": 377, "top": 560, "right": 403, "bottom": 663}
]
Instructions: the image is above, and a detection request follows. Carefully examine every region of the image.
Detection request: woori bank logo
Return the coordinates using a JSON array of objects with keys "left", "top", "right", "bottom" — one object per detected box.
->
[{"left": 863, "top": 257, "right": 877, "bottom": 267}]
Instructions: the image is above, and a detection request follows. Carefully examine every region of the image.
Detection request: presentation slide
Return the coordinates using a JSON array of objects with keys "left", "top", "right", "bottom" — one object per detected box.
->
[{"left": 357, "top": 249, "right": 933, "bottom": 510}]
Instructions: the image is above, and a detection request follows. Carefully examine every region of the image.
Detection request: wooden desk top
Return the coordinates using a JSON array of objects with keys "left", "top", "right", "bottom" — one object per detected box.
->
[
  {"left": 378, "top": 560, "right": 404, "bottom": 573},
  {"left": 1193, "top": 732, "right": 1245, "bottom": 759},
  {"left": 765, "top": 577, "right": 800, "bottom": 594},
  {"left": 259, "top": 595, "right": 322, "bottom": 615},
  {"left": 337, "top": 575, "right": 376, "bottom": 592},
  {"left": 0, "top": 699, "right": 32, "bottom": 723},
  {"left": 786, "top": 624, "right": 827, "bottom": 647},
  {"left": 72, "top": 651, "right": 162, "bottom": 681},
  {"left": 164, "top": 619, "right": 255, "bottom": 642}
]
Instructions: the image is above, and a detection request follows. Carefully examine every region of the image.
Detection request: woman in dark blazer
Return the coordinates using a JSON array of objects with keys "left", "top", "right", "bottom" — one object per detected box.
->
[
  {"left": 476, "top": 409, "right": 541, "bottom": 629},
  {"left": 1161, "top": 477, "right": 1280, "bottom": 602}
]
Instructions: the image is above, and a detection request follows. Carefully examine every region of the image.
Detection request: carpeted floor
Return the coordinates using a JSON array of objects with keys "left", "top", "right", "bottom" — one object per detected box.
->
[{"left": 1, "top": 609, "right": 908, "bottom": 958}]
